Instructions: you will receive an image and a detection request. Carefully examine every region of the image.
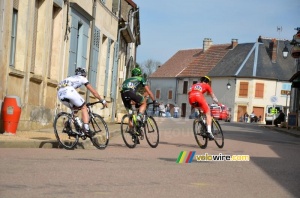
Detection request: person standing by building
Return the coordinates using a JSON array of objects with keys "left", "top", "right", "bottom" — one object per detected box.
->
[{"left": 173, "top": 105, "right": 180, "bottom": 118}]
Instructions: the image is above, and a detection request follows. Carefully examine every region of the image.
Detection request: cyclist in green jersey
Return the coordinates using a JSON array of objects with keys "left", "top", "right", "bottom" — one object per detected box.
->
[{"left": 121, "top": 68, "right": 157, "bottom": 123}]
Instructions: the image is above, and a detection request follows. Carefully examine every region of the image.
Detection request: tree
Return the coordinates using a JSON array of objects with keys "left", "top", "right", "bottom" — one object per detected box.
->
[{"left": 139, "top": 59, "right": 161, "bottom": 76}]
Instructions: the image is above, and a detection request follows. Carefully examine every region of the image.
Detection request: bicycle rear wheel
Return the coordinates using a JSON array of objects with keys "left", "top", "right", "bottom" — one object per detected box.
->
[
  {"left": 212, "top": 119, "right": 224, "bottom": 148},
  {"left": 144, "top": 116, "right": 159, "bottom": 148},
  {"left": 89, "top": 114, "right": 109, "bottom": 149},
  {"left": 53, "top": 112, "right": 79, "bottom": 150},
  {"left": 193, "top": 119, "right": 208, "bottom": 149},
  {"left": 120, "top": 115, "right": 137, "bottom": 148}
]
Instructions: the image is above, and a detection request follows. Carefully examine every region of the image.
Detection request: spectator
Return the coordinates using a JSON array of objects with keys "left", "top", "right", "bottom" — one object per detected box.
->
[
  {"left": 274, "top": 110, "right": 285, "bottom": 127},
  {"left": 173, "top": 105, "right": 180, "bottom": 118},
  {"left": 250, "top": 111, "right": 256, "bottom": 123},
  {"left": 244, "top": 112, "right": 249, "bottom": 123},
  {"left": 165, "top": 104, "right": 171, "bottom": 117},
  {"left": 159, "top": 103, "right": 165, "bottom": 117}
]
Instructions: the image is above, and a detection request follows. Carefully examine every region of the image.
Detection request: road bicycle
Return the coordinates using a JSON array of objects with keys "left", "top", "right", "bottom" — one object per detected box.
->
[
  {"left": 120, "top": 102, "right": 159, "bottom": 148},
  {"left": 53, "top": 101, "right": 109, "bottom": 150},
  {"left": 193, "top": 106, "right": 224, "bottom": 149}
]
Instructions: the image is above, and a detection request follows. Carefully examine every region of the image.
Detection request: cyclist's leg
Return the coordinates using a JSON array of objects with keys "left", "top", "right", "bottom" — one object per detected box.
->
[
  {"left": 196, "top": 97, "right": 214, "bottom": 140},
  {"left": 64, "top": 87, "right": 89, "bottom": 132},
  {"left": 121, "top": 91, "right": 134, "bottom": 130},
  {"left": 128, "top": 91, "right": 145, "bottom": 119}
]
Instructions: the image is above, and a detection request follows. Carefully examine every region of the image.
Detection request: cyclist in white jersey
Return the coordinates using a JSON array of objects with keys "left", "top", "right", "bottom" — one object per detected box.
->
[{"left": 57, "top": 67, "right": 107, "bottom": 135}]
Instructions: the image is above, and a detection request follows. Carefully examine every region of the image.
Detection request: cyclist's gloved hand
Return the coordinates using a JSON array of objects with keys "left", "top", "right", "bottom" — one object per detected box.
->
[{"left": 100, "top": 99, "right": 108, "bottom": 108}]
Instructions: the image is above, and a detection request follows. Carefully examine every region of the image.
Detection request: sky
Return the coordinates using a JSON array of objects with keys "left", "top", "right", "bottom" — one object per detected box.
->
[{"left": 133, "top": 0, "right": 300, "bottom": 65}]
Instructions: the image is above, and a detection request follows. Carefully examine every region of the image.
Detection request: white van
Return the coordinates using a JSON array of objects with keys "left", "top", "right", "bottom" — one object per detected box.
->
[{"left": 265, "top": 105, "right": 283, "bottom": 125}]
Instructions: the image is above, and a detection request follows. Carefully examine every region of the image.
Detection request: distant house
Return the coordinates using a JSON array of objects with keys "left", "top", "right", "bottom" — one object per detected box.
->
[
  {"left": 149, "top": 36, "right": 296, "bottom": 123},
  {"left": 209, "top": 36, "right": 295, "bottom": 122},
  {"left": 149, "top": 38, "right": 233, "bottom": 117}
]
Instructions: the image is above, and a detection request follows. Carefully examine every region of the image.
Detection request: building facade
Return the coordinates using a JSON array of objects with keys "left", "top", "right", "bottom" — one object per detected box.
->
[{"left": 0, "top": 0, "right": 140, "bottom": 132}]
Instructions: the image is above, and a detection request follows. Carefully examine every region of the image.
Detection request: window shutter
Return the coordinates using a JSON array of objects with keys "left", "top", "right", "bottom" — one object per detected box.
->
[
  {"left": 90, "top": 27, "right": 100, "bottom": 87},
  {"left": 68, "top": 17, "right": 79, "bottom": 75},
  {"left": 239, "top": 82, "right": 249, "bottom": 97}
]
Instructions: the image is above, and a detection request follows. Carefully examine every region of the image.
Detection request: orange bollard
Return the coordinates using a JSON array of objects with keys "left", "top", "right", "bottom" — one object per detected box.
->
[{"left": 1, "top": 96, "right": 21, "bottom": 134}]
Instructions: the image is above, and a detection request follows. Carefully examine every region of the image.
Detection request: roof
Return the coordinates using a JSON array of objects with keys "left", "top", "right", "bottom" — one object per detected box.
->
[
  {"left": 177, "top": 44, "right": 231, "bottom": 77},
  {"left": 209, "top": 38, "right": 296, "bottom": 81},
  {"left": 149, "top": 49, "right": 201, "bottom": 78}
]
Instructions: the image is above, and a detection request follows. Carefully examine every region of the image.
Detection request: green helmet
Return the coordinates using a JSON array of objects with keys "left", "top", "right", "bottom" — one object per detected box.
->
[{"left": 131, "top": 68, "right": 142, "bottom": 77}]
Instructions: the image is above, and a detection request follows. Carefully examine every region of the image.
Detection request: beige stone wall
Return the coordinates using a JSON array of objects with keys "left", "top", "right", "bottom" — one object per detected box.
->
[{"left": 0, "top": 0, "right": 139, "bottom": 131}]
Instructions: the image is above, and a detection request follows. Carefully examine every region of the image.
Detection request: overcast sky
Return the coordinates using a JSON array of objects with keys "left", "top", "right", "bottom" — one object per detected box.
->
[{"left": 133, "top": 0, "right": 300, "bottom": 65}]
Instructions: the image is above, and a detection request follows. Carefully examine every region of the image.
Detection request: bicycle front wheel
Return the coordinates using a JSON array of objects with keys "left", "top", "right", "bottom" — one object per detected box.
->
[
  {"left": 212, "top": 119, "right": 224, "bottom": 148},
  {"left": 120, "top": 114, "right": 137, "bottom": 148},
  {"left": 193, "top": 119, "right": 208, "bottom": 149},
  {"left": 53, "top": 112, "right": 79, "bottom": 150},
  {"left": 144, "top": 116, "right": 159, "bottom": 148},
  {"left": 89, "top": 114, "right": 109, "bottom": 149}
]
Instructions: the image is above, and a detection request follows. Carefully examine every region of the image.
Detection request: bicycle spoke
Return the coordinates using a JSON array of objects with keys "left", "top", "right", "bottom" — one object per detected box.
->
[
  {"left": 193, "top": 119, "right": 208, "bottom": 149},
  {"left": 144, "top": 116, "right": 159, "bottom": 148},
  {"left": 89, "top": 114, "right": 109, "bottom": 149},
  {"left": 53, "top": 112, "right": 79, "bottom": 150},
  {"left": 121, "top": 115, "right": 137, "bottom": 148},
  {"left": 212, "top": 120, "right": 224, "bottom": 148}
]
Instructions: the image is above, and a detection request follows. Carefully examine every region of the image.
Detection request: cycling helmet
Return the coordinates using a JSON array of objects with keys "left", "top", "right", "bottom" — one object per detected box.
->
[
  {"left": 75, "top": 67, "right": 87, "bottom": 77},
  {"left": 200, "top": 76, "right": 211, "bottom": 83},
  {"left": 131, "top": 68, "right": 142, "bottom": 77}
]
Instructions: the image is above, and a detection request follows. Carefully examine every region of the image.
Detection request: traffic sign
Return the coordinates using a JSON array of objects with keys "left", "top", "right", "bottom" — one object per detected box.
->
[
  {"left": 270, "top": 96, "right": 278, "bottom": 104},
  {"left": 281, "top": 90, "right": 291, "bottom": 95}
]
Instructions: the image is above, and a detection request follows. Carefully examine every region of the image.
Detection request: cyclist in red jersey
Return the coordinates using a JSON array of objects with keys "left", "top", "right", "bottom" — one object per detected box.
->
[{"left": 188, "top": 76, "right": 220, "bottom": 140}]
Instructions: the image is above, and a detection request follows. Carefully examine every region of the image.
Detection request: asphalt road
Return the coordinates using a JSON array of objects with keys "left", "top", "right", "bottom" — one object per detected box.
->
[{"left": 0, "top": 117, "right": 299, "bottom": 198}]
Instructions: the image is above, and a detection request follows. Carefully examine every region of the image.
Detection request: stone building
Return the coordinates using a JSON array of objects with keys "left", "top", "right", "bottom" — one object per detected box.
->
[{"left": 0, "top": 0, "right": 140, "bottom": 132}]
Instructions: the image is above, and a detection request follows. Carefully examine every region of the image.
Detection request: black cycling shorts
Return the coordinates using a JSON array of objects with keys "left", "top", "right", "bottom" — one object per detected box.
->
[{"left": 121, "top": 90, "right": 144, "bottom": 109}]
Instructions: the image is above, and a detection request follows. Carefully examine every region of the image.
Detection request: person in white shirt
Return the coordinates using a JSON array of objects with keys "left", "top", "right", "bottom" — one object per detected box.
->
[{"left": 57, "top": 67, "right": 107, "bottom": 135}]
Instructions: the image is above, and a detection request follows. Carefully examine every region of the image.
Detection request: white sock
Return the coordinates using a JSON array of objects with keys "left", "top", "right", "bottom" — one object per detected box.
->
[
  {"left": 84, "top": 123, "right": 89, "bottom": 131},
  {"left": 207, "top": 125, "right": 212, "bottom": 133}
]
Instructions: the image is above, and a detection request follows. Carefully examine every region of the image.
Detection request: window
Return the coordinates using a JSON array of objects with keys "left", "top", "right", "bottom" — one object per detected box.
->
[
  {"left": 239, "top": 82, "right": 248, "bottom": 97},
  {"left": 183, "top": 81, "right": 188, "bottom": 94},
  {"left": 9, "top": 9, "right": 18, "bottom": 66},
  {"left": 255, "top": 83, "right": 264, "bottom": 98},
  {"left": 156, "top": 90, "right": 160, "bottom": 99},
  {"left": 168, "top": 90, "right": 172, "bottom": 99}
]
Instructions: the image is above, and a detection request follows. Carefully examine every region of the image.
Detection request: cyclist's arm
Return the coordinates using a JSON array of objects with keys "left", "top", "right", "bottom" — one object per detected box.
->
[
  {"left": 144, "top": 85, "right": 155, "bottom": 101},
  {"left": 209, "top": 92, "right": 219, "bottom": 104},
  {"left": 86, "top": 84, "right": 107, "bottom": 107}
]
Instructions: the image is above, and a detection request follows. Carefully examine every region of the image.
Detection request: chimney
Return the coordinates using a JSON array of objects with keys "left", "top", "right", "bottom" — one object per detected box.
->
[
  {"left": 270, "top": 38, "right": 277, "bottom": 63},
  {"left": 231, "top": 39, "right": 238, "bottom": 49},
  {"left": 203, "top": 38, "right": 213, "bottom": 52}
]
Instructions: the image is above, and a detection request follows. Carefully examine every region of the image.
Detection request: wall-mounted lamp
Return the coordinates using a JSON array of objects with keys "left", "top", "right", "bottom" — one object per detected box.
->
[
  {"left": 226, "top": 78, "right": 236, "bottom": 90},
  {"left": 282, "top": 40, "right": 289, "bottom": 59}
]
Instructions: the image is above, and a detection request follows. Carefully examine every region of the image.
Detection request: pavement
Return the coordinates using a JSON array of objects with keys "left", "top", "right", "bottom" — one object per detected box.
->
[
  {"left": 0, "top": 122, "right": 122, "bottom": 149},
  {"left": 0, "top": 121, "right": 299, "bottom": 149}
]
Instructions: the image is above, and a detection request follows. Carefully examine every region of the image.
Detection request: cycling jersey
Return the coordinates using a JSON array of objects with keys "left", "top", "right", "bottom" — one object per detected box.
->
[
  {"left": 188, "top": 83, "right": 213, "bottom": 113},
  {"left": 58, "top": 75, "right": 89, "bottom": 89},
  {"left": 121, "top": 76, "right": 147, "bottom": 94},
  {"left": 121, "top": 76, "right": 147, "bottom": 110},
  {"left": 57, "top": 75, "right": 89, "bottom": 109},
  {"left": 188, "top": 83, "right": 213, "bottom": 95}
]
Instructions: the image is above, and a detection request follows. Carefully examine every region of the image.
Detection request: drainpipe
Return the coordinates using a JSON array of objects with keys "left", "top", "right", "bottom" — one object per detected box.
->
[
  {"left": 111, "top": 23, "right": 128, "bottom": 122},
  {"left": 86, "top": 0, "right": 97, "bottom": 102}
]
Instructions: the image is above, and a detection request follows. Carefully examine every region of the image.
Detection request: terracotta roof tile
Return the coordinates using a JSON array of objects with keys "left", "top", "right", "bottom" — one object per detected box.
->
[
  {"left": 177, "top": 44, "right": 231, "bottom": 77},
  {"left": 149, "top": 49, "right": 201, "bottom": 78}
]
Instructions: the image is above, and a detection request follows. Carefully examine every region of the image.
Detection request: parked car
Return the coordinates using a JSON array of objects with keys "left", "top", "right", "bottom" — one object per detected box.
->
[{"left": 210, "top": 104, "right": 231, "bottom": 122}]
